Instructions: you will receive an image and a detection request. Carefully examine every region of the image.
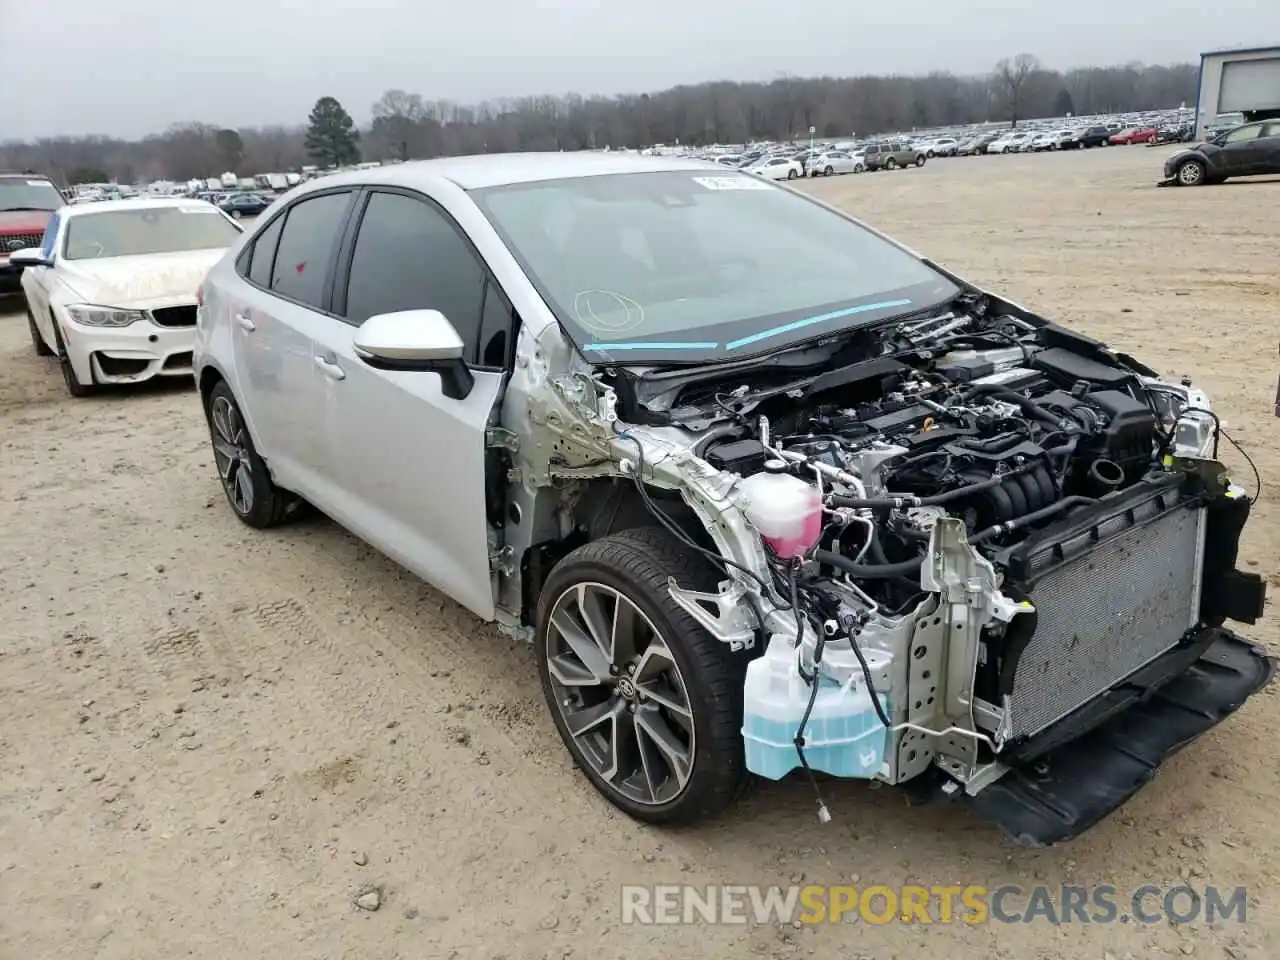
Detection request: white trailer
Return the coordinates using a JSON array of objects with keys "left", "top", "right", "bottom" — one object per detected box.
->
[{"left": 1195, "top": 44, "right": 1280, "bottom": 139}]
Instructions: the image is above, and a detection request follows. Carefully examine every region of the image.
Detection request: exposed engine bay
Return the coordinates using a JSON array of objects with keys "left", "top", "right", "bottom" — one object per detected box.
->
[{"left": 562, "top": 294, "right": 1269, "bottom": 838}]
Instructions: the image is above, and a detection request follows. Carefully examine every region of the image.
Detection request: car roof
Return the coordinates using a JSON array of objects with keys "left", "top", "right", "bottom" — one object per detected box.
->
[
  {"left": 302, "top": 152, "right": 721, "bottom": 191},
  {"left": 61, "top": 196, "right": 219, "bottom": 218}
]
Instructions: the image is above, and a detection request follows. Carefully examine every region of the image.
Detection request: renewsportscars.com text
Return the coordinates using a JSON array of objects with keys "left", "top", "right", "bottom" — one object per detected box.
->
[{"left": 620, "top": 884, "right": 1248, "bottom": 926}]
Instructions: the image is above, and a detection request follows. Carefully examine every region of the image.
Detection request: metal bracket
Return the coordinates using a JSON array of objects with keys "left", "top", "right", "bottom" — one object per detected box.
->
[
  {"left": 489, "top": 544, "right": 515, "bottom": 576},
  {"left": 485, "top": 426, "right": 519, "bottom": 453},
  {"left": 667, "top": 578, "right": 759, "bottom": 651}
]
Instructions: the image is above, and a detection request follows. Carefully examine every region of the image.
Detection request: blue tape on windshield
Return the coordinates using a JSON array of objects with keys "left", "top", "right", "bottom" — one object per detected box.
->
[
  {"left": 724, "top": 299, "right": 913, "bottom": 351},
  {"left": 584, "top": 341, "right": 719, "bottom": 352}
]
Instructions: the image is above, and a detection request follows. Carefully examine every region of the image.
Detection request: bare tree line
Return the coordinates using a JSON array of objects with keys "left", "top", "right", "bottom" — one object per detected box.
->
[{"left": 0, "top": 57, "right": 1197, "bottom": 184}]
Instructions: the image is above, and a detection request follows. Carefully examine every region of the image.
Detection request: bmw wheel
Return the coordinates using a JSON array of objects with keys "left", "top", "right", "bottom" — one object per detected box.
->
[
  {"left": 51, "top": 324, "right": 95, "bottom": 397},
  {"left": 1176, "top": 159, "right": 1207, "bottom": 186},
  {"left": 535, "top": 527, "right": 751, "bottom": 824},
  {"left": 205, "top": 380, "right": 303, "bottom": 528}
]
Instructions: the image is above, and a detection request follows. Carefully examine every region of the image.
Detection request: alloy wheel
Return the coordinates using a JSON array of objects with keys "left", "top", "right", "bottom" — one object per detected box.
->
[
  {"left": 210, "top": 395, "right": 254, "bottom": 515},
  {"left": 544, "top": 582, "right": 695, "bottom": 806},
  {"left": 1177, "top": 161, "right": 1205, "bottom": 186}
]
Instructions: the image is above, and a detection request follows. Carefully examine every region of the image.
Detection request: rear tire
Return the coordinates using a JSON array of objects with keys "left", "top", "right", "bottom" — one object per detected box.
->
[
  {"left": 885, "top": 157, "right": 898, "bottom": 170},
  {"left": 786, "top": 168, "right": 798, "bottom": 180},
  {"left": 204, "top": 380, "right": 304, "bottom": 528},
  {"left": 535, "top": 527, "right": 752, "bottom": 825},
  {"left": 26, "top": 305, "right": 52, "bottom": 357},
  {"left": 823, "top": 165, "right": 833, "bottom": 176}
]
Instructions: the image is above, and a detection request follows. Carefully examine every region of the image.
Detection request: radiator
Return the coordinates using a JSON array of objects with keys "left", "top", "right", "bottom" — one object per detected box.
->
[{"left": 1005, "top": 501, "right": 1206, "bottom": 740}]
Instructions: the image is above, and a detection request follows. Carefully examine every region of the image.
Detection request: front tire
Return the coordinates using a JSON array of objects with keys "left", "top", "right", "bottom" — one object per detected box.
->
[
  {"left": 823, "top": 165, "right": 833, "bottom": 176},
  {"left": 535, "top": 527, "right": 751, "bottom": 825},
  {"left": 1176, "top": 158, "right": 1208, "bottom": 186},
  {"left": 916, "top": 154, "right": 927, "bottom": 167},
  {"left": 26, "top": 305, "right": 52, "bottom": 357},
  {"left": 51, "top": 324, "right": 95, "bottom": 397},
  {"left": 885, "top": 157, "right": 898, "bottom": 170},
  {"left": 204, "top": 380, "right": 301, "bottom": 528}
]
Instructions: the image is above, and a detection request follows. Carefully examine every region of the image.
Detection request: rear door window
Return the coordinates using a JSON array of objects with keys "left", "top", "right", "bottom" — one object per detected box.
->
[
  {"left": 269, "top": 191, "right": 354, "bottom": 309},
  {"left": 247, "top": 214, "right": 285, "bottom": 288}
]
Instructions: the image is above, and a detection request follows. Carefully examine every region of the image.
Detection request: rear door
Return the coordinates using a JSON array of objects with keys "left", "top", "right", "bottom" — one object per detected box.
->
[
  {"left": 307, "top": 187, "right": 513, "bottom": 620},
  {"left": 229, "top": 189, "right": 356, "bottom": 496}
]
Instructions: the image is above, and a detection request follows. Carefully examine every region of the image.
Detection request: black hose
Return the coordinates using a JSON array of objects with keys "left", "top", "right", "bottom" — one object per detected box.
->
[
  {"left": 968, "top": 496, "right": 1098, "bottom": 544},
  {"left": 839, "top": 614, "right": 892, "bottom": 729},
  {"left": 969, "top": 384, "right": 1078, "bottom": 431},
  {"left": 692, "top": 424, "right": 745, "bottom": 458},
  {"left": 813, "top": 548, "right": 926, "bottom": 579},
  {"left": 827, "top": 468, "right": 1027, "bottom": 511}
]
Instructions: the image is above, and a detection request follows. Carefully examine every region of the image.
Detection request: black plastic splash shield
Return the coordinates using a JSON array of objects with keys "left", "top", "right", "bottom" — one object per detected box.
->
[{"left": 930, "top": 629, "right": 1273, "bottom": 846}]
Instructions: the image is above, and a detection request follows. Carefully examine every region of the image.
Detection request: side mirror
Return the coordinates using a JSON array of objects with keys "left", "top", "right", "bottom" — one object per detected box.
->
[
  {"left": 8, "top": 248, "right": 51, "bottom": 268},
  {"left": 352, "top": 309, "right": 474, "bottom": 400}
]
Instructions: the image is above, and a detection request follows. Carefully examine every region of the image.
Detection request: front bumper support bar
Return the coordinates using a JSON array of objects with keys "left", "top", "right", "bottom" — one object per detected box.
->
[{"left": 917, "top": 629, "right": 1273, "bottom": 846}]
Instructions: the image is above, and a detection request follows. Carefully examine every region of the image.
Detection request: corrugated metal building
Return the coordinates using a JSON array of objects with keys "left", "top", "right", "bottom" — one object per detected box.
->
[{"left": 1196, "top": 44, "right": 1280, "bottom": 138}]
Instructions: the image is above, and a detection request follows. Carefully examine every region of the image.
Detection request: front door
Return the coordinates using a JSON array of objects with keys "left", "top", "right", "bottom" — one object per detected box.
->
[
  {"left": 228, "top": 190, "right": 355, "bottom": 497},
  {"left": 1219, "top": 123, "right": 1268, "bottom": 175},
  {"left": 1256, "top": 122, "right": 1280, "bottom": 176},
  {"left": 309, "top": 188, "right": 513, "bottom": 620}
]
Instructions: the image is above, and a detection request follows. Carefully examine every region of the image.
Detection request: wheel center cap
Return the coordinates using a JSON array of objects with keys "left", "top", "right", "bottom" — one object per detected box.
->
[{"left": 615, "top": 677, "right": 637, "bottom": 700}]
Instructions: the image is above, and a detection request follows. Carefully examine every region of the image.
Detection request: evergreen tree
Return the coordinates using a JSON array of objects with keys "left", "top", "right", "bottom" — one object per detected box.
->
[{"left": 304, "top": 97, "right": 361, "bottom": 168}]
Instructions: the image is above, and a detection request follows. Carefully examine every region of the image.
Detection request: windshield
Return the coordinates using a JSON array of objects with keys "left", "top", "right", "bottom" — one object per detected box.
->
[
  {"left": 471, "top": 171, "right": 956, "bottom": 363},
  {"left": 0, "top": 178, "right": 64, "bottom": 212},
  {"left": 63, "top": 206, "right": 241, "bottom": 260}
]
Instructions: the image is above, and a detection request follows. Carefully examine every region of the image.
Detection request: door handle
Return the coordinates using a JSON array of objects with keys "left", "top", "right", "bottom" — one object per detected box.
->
[
  {"left": 235, "top": 313, "right": 255, "bottom": 332},
  {"left": 314, "top": 355, "right": 346, "bottom": 381}
]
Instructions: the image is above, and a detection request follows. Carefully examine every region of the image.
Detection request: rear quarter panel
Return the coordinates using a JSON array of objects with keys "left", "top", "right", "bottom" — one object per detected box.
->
[{"left": 194, "top": 255, "right": 247, "bottom": 417}]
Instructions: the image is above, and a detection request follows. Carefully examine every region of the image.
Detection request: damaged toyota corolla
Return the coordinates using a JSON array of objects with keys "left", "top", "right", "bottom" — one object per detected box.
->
[{"left": 194, "top": 154, "right": 1271, "bottom": 845}]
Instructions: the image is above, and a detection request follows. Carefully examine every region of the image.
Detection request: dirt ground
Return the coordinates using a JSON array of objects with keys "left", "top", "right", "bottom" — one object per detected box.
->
[{"left": 1, "top": 144, "right": 1277, "bottom": 960}]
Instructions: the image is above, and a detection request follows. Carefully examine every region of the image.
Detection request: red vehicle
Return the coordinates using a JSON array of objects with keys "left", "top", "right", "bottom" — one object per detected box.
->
[
  {"left": 1109, "top": 127, "right": 1158, "bottom": 145},
  {"left": 0, "top": 173, "right": 65, "bottom": 295}
]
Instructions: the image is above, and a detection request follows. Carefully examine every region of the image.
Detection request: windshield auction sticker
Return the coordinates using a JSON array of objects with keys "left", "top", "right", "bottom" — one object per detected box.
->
[{"left": 690, "top": 175, "right": 773, "bottom": 191}]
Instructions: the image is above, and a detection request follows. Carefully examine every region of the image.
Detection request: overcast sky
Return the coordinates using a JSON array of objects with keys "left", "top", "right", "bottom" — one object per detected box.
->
[{"left": 4, "top": 0, "right": 1278, "bottom": 140}]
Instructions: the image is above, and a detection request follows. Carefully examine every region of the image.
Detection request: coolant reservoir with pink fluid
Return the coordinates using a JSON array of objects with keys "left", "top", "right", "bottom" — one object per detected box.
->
[{"left": 737, "top": 466, "right": 823, "bottom": 560}]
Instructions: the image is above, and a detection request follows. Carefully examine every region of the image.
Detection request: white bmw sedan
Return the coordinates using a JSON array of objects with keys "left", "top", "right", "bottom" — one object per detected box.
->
[{"left": 14, "top": 197, "right": 244, "bottom": 396}]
